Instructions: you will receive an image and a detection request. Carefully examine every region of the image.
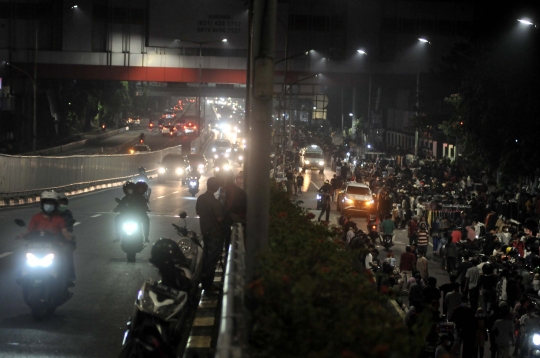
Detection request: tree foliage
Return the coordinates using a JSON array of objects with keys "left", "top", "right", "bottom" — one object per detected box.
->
[{"left": 248, "top": 185, "right": 428, "bottom": 358}]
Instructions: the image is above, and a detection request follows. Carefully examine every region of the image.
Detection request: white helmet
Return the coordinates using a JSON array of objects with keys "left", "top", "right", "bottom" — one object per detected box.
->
[{"left": 40, "top": 190, "right": 59, "bottom": 202}]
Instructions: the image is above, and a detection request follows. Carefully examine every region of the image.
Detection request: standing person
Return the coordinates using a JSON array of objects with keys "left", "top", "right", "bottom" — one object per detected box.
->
[
  {"left": 417, "top": 222, "right": 429, "bottom": 257},
  {"left": 491, "top": 308, "right": 515, "bottom": 358},
  {"left": 475, "top": 308, "right": 488, "bottom": 358},
  {"left": 432, "top": 217, "right": 441, "bottom": 254},
  {"left": 452, "top": 297, "right": 477, "bottom": 358},
  {"left": 440, "top": 275, "right": 458, "bottom": 317},
  {"left": 408, "top": 216, "right": 419, "bottom": 246},
  {"left": 196, "top": 177, "right": 225, "bottom": 294},
  {"left": 219, "top": 172, "right": 247, "bottom": 250},
  {"left": 399, "top": 246, "right": 416, "bottom": 293},
  {"left": 457, "top": 255, "right": 473, "bottom": 296},
  {"left": 479, "top": 263, "right": 498, "bottom": 314},
  {"left": 296, "top": 172, "right": 304, "bottom": 196},
  {"left": 423, "top": 277, "right": 441, "bottom": 305},
  {"left": 331, "top": 174, "right": 340, "bottom": 202},
  {"left": 318, "top": 188, "right": 331, "bottom": 222},
  {"left": 445, "top": 238, "right": 458, "bottom": 274},
  {"left": 465, "top": 259, "right": 481, "bottom": 311},
  {"left": 417, "top": 251, "right": 429, "bottom": 282},
  {"left": 445, "top": 282, "right": 463, "bottom": 321},
  {"left": 286, "top": 172, "right": 294, "bottom": 199}
]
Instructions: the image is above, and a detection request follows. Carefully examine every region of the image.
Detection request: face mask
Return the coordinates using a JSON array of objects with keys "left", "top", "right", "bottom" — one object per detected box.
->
[
  {"left": 43, "top": 204, "right": 55, "bottom": 213},
  {"left": 58, "top": 204, "right": 67, "bottom": 212}
]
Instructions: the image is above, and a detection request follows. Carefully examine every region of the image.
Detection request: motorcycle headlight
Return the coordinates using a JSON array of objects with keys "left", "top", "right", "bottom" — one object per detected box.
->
[
  {"left": 212, "top": 148, "right": 216, "bottom": 152},
  {"left": 190, "top": 181, "right": 197, "bottom": 187},
  {"left": 214, "top": 154, "right": 219, "bottom": 159},
  {"left": 26, "top": 253, "right": 54, "bottom": 268},
  {"left": 224, "top": 153, "right": 229, "bottom": 158},
  {"left": 223, "top": 164, "right": 231, "bottom": 171},
  {"left": 316, "top": 194, "right": 321, "bottom": 200},
  {"left": 158, "top": 167, "right": 166, "bottom": 174},
  {"left": 533, "top": 333, "right": 540, "bottom": 346},
  {"left": 238, "top": 155, "right": 243, "bottom": 160},
  {"left": 175, "top": 168, "right": 184, "bottom": 175},
  {"left": 215, "top": 167, "right": 220, "bottom": 172},
  {"left": 123, "top": 222, "right": 138, "bottom": 235},
  {"left": 198, "top": 164, "right": 204, "bottom": 168},
  {"left": 305, "top": 160, "right": 310, "bottom": 164},
  {"left": 318, "top": 161, "right": 324, "bottom": 166}
]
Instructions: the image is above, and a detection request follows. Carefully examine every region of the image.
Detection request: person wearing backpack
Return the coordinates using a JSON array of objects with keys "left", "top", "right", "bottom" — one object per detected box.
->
[{"left": 318, "top": 188, "right": 332, "bottom": 222}]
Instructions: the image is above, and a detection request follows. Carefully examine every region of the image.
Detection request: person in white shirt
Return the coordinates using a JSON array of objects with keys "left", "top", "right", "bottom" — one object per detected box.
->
[{"left": 346, "top": 227, "right": 355, "bottom": 245}]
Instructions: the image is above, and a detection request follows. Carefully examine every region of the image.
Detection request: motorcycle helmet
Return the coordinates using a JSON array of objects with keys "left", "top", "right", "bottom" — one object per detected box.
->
[
  {"left": 135, "top": 181, "right": 149, "bottom": 194},
  {"left": 122, "top": 181, "right": 136, "bottom": 195},
  {"left": 57, "top": 192, "right": 69, "bottom": 204},
  {"left": 138, "top": 167, "right": 146, "bottom": 174},
  {"left": 40, "top": 190, "right": 59, "bottom": 213},
  {"left": 149, "top": 238, "right": 188, "bottom": 268}
]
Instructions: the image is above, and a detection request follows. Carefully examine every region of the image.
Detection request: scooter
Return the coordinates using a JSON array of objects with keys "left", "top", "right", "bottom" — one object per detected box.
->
[
  {"left": 14, "top": 219, "right": 74, "bottom": 321},
  {"left": 188, "top": 177, "right": 199, "bottom": 197},
  {"left": 119, "top": 212, "right": 204, "bottom": 358},
  {"left": 368, "top": 223, "right": 381, "bottom": 244},
  {"left": 114, "top": 199, "right": 146, "bottom": 262}
]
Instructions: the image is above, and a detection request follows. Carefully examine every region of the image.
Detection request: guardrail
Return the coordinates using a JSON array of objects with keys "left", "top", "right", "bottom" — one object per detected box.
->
[
  {"left": 216, "top": 224, "right": 246, "bottom": 358},
  {"left": 0, "top": 145, "right": 182, "bottom": 199}
]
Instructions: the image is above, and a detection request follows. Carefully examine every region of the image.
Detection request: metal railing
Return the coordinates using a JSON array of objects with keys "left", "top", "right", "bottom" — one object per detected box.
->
[{"left": 216, "top": 224, "right": 246, "bottom": 358}]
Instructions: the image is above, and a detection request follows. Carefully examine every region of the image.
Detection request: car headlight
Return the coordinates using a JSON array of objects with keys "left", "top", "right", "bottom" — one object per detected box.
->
[
  {"left": 212, "top": 148, "right": 216, "bottom": 152},
  {"left": 238, "top": 155, "right": 243, "bottom": 160},
  {"left": 198, "top": 164, "right": 204, "bottom": 168},
  {"left": 224, "top": 153, "right": 229, "bottom": 158},
  {"left": 533, "top": 333, "right": 540, "bottom": 346},
  {"left": 215, "top": 167, "right": 220, "bottom": 172},
  {"left": 318, "top": 161, "right": 324, "bottom": 166},
  {"left": 158, "top": 167, "right": 166, "bottom": 174},
  {"left": 305, "top": 160, "right": 310, "bottom": 164},
  {"left": 175, "top": 168, "right": 184, "bottom": 175},
  {"left": 344, "top": 196, "right": 353, "bottom": 203},
  {"left": 214, "top": 154, "right": 219, "bottom": 159},
  {"left": 226, "top": 148, "right": 231, "bottom": 152},
  {"left": 130, "top": 149, "right": 135, "bottom": 154},
  {"left": 26, "top": 253, "right": 54, "bottom": 268},
  {"left": 123, "top": 222, "right": 138, "bottom": 235},
  {"left": 366, "top": 200, "right": 374, "bottom": 205},
  {"left": 223, "top": 164, "right": 231, "bottom": 171}
]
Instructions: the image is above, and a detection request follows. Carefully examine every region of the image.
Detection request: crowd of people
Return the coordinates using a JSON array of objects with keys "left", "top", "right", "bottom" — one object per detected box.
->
[{"left": 325, "top": 151, "right": 540, "bottom": 358}]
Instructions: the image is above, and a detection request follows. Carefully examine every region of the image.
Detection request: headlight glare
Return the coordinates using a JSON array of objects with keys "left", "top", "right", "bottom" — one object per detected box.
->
[
  {"left": 175, "top": 168, "right": 184, "bottom": 175},
  {"left": 318, "top": 161, "right": 324, "bottom": 166},
  {"left": 26, "top": 253, "right": 54, "bottom": 268},
  {"left": 123, "top": 222, "right": 138, "bottom": 235},
  {"left": 223, "top": 164, "right": 231, "bottom": 171},
  {"left": 305, "top": 160, "right": 310, "bottom": 164},
  {"left": 533, "top": 334, "right": 540, "bottom": 346},
  {"left": 158, "top": 167, "right": 166, "bottom": 174},
  {"left": 212, "top": 148, "right": 216, "bottom": 152},
  {"left": 238, "top": 155, "right": 243, "bottom": 160}
]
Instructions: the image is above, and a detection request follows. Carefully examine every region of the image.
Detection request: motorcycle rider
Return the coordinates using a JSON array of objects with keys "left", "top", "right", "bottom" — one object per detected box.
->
[
  {"left": 19, "top": 190, "right": 75, "bottom": 286},
  {"left": 133, "top": 167, "right": 151, "bottom": 201},
  {"left": 114, "top": 181, "right": 151, "bottom": 243},
  {"left": 518, "top": 305, "right": 540, "bottom": 355},
  {"left": 380, "top": 214, "right": 395, "bottom": 246}
]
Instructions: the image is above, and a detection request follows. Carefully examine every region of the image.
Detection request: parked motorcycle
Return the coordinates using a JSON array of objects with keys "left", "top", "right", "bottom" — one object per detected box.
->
[
  {"left": 119, "top": 212, "right": 204, "bottom": 358},
  {"left": 114, "top": 198, "right": 146, "bottom": 262},
  {"left": 188, "top": 177, "right": 199, "bottom": 197},
  {"left": 14, "top": 219, "right": 74, "bottom": 320}
]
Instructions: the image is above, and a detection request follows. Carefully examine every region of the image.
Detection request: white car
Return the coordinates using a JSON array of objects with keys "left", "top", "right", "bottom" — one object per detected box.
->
[{"left": 337, "top": 182, "right": 375, "bottom": 217}]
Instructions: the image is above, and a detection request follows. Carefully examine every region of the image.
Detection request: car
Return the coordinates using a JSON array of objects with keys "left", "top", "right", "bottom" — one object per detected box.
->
[
  {"left": 231, "top": 145, "right": 244, "bottom": 164},
  {"left": 186, "top": 154, "right": 208, "bottom": 176},
  {"left": 336, "top": 182, "right": 375, "bottom": 217},
  {"left": 157, "top": 154, "right": 189, "bottom": 184},
  {"left": 213, "top": 157, "right": 231, "bottom": 177},
  {"left": 129, "top": 144, "right": 151, "bottom": 154},
  {"left": 127, "top": 117, "right": 141, "bottom": 126},
  {"left": 211, "top": 139, "right": 232, "bottom": 160},
  {"left": 301, "top": 145, "right": 325, "bottom": 174},
  {"left": 182, "top": 122, "right": 197, "bottom": 134},
  {"left": 161, "top": 125, "right": 178, "bottom": 137}
]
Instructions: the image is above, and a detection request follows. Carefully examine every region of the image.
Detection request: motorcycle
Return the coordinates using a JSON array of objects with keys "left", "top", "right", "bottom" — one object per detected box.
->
[
  {"left": 368, "top": 223, "right": 381, "bottom": 244},
  {"left": 101, "top": 123, "right": 106, "bottom": 131},
  {"left": 188, "top": 177, "right": 199, "bottom": 197},
  {"left": 316, "top": 193, "right": 322, "bottom": 210},
  {"left": 114, "top": 198, "right": 146, "bottom": 262},
  {"left": 119, "top": 212, "right": 204, "bottom": 358},
  {"left": 14, "top": 219, "right": 74, "bottom": 320},
  {"left": 381, "top": 233, "right": 394, "bottom": 250}
]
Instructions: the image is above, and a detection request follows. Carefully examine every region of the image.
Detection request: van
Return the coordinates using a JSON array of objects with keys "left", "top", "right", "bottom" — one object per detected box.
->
[{"left": 301, "top": 145, "right": 325, "bottom": 174}]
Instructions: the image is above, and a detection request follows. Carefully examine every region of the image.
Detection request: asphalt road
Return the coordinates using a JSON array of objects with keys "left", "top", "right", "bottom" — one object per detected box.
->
[{"left": 0, "top": 101, "right": 228, "bottom": 357}]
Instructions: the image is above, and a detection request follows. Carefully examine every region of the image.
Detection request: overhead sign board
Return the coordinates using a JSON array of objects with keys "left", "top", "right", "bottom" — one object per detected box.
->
[{"left": 148, "top": 0, "right": 248, "bottom": 49}]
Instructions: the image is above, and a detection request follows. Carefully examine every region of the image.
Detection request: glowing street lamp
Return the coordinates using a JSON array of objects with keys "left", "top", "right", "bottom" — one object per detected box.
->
[
  {"left": 418, "top": 38, "right": 430, "bottom": 44},
  {"left": 518, "top": 19, "right": 534, "bottom": 26},
  {"left": 357, "top": 50, "right": 367, "bottom": 55}
]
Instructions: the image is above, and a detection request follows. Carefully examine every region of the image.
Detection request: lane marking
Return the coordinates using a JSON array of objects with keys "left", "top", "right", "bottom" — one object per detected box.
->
[
  {"left": 91, "top": 214, "right": 102, "bottom": 218},
  {"left": 74, "top": 222, "right": 81, "bottom": 226},
  {"left": 0, "top": 252, "right": 13, "bottom": 259},
  {"left": 311, "top": 181, "right": 320, "bottom": 190},
  {"left": 157, "top": 195, "right": 165, "bottom": 199}
]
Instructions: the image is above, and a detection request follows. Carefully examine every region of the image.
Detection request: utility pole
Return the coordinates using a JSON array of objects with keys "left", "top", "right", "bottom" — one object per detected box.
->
[{"left": 245, "top": 0, "right": 276, "bottom": 283}]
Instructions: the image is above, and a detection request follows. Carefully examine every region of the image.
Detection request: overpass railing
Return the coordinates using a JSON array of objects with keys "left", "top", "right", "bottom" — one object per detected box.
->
[{"left": 216, "top": 224, "right": 246, "bottom": 358}]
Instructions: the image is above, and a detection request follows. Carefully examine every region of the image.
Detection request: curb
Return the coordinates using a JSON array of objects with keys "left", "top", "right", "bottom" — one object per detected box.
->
[{"left": 0, "top": 174, "right": 158, "bottom": 208}]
